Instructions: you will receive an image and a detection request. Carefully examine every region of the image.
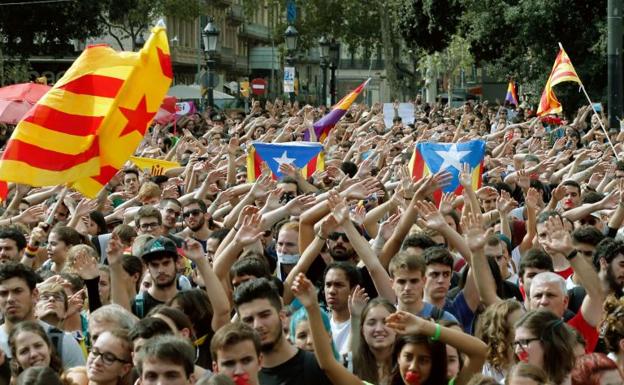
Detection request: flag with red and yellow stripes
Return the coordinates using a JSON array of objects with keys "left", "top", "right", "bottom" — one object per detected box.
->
[
  {"left": 0, "top": 23, "right": 172, "bottom": 197},
  {"left": 537, "top": 46, "right": 582, "bottom": 116}
]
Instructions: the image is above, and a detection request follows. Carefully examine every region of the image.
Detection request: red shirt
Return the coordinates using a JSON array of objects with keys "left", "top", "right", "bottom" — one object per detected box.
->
[
  {"left": 556, "top": 266, "right": 574, "bottom": 280},
  {"left": 567, "top": 311, "right": 599, "bottom": 353}
]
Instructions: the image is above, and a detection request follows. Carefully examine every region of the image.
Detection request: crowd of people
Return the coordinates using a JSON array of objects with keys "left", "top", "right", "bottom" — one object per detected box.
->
[{"left": 0, "top": 96, "right": 621, "bottom": 385}]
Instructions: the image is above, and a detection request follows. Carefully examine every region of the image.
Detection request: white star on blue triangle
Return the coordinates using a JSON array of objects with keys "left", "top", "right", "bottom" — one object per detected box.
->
[{"left": 253, "top": 141, "right": 323, "bottom": 179}]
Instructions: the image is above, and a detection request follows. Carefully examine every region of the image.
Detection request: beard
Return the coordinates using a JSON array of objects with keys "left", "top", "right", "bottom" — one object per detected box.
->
[
  {"left": 329, "top": 246, "right": 355, "bottom": 262},
  {"left": 260, "top": 322, "right": 283, "bottom": 353},
  {"left": 189, "top": 216, "right": 205, "bottom": 232},
  {"left": 606, "top": 265, "right": 624, "bottom": 295},
  {"left": 154, "top": 273, "right": 177, "bottom": 289}
]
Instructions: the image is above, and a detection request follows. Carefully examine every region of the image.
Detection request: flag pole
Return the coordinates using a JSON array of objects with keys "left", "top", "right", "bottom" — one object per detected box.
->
[{"left": 558, "top": 42, "right": 620, "bottom": 160}]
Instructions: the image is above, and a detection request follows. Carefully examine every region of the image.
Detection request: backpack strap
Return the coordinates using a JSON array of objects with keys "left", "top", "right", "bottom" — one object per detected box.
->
[
  {"left": 134, "top": 291, "right": 145, "bottom": 318},
  {"left": 47, "top": 327, "right": 64, "bottom": 361}
]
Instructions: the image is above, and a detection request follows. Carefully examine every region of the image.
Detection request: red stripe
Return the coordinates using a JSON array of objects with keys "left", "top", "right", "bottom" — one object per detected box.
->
[
  {"left": 2, "top": 138, "right": 99, "bottom": 171},
  {"left": 157, "top": 47, "right": 173, "bottom": 79},
  {"left": 476, "top": 162, "right": 484, "bottom": 189},
  {"left": 306, "top": 155, "right": 318, "bottom": 178},
  {"left": 22, "top": 104, "right": 103, "bottom": 136},
  {"left": 253, "top": 151, "right": 262, "bottom": 179},
  {"left": 412, "top": 148, "right": 425, "bottom": 180},
  {"left": 58, "top": 74, "right": 124, "bottom": 98},
  {"left": 91, "top": 165, "right": 119, "bottom": 185}
]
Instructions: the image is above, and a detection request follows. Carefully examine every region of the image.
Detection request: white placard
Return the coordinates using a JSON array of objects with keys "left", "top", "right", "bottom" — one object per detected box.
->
[
  {"left": 383, "top": 103, "right": 415, "bottom": 127},
  {"left": 284, "top": 67, "right": 295, "bottom": 93}
]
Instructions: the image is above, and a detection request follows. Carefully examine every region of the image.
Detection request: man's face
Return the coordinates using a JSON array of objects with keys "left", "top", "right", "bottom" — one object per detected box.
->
[
  {"left": 477, "top": 190, "right": 498, "bottom": 212},
  {"left": 324, "top": 268, "right": 352, "bottom": 313},
  {"left": 140, "top": 357, "right": 193, "bottom": 385},
  {"left": 573, "top": 242, "right": 596, "bottom": 266},
  {"left": 160, "top": 202, "right": 181, "bottom": 230},
  {"left": 35, "top": 290, "right": 66, "bottom": 321},
  {"left": 238, "top": 298, "right": 284, "bottom": 353},
  {"left": 529, "top": 279, "right": 568, "bottom": 316},
  {"left": 562, "top": 185, "right": 581, "bottom": 210},
  {"left": 182, "top": 203, "right": 206, "bottom": 232},
  {"left": 603, "top": 254, "right": 624, "bottom": 295},
  {"left": 0, "top": 238, "right": 22, "bottom": 263},
  {"left": 392, "top": 269, "right": 425, "bottom": 306},
  {"left": 147, "top": 256, "right": 177, "bottom": 290},
  {"left": 536, "top": 222, "right": 550, "bottom": 254},
  {"left": 277, "top": 182, "right": 298, "bottom": 203},
  {"left": 484, "top": 242, "right": 509, "bottom": 278},
  {"left": 521, "top": 267, "right": 547, "bottom": 296},
  {"left": 424, "top": 263, "right": 452, "bottom": 302},
  {"left": 0, "top": 277, "right": 35, "bottom": 323},
  {"left": 138, "top": 216, "right": 162, "bottom": 237},
  {"left": 327, "top": 230, "right": 356, "bottom": 261},
  {"left": 206, "top": 237, "right": 220, "bottom": 263},
  {"left": 213, "top": 340, "right": 262, "bottom": 385},
  {"left": 124, "top": 173, "right": 140, "bottom": 195},
  {"left": 276, "top": 229, "right": 298, "bottom": 257}
]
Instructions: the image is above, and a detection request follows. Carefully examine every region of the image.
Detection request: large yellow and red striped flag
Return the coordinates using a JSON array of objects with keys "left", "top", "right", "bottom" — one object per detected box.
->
[
  {"left": 536, "top": 46, "right": 582, "bottom": 116},
  {"left": 0, "top": 24, "right": 172, "bottom": 197}
]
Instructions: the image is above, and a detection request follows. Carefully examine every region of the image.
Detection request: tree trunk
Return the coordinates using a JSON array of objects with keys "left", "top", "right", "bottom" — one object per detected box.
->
[{"left": 378, "top": 1, "right": 400, "bottom": 101}]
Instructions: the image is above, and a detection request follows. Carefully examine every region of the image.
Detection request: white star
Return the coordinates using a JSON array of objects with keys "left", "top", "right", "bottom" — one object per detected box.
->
[
  {"left": 273, "top": 151, "right": 295, "bottom": 167},
  {"left": 435, "top": 144, "right": 470, "bottom": 172}
]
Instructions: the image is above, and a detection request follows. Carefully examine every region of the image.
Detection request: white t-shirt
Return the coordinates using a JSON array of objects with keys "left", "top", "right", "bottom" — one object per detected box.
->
[{"left": 330, "top": 316, "right": 351, "bottom": 356}]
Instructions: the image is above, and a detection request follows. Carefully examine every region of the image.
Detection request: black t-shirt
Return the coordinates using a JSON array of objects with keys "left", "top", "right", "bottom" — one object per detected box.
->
[
  {"left": 131, "top": 290, "right": 165, "bottom": 318},
  {"left": 307, "top": 257, "right": 378, "bottom": 299},
  {"left": 259, "top": 349, "right": 332, "bottom": 385}
]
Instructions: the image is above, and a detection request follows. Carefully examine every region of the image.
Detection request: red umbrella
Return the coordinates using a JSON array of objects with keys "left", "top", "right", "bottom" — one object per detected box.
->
[{"left": 0, "top": 83, "right": 51, "bottom": 124}]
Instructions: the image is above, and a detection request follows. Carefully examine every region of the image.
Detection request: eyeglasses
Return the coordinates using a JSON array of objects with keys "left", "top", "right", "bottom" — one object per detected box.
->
[
  {"left": 90, "top": 348, "right": 129, "bottom": 366},
  {"left": 183, "top": 208, "right": 203, "bottom": 218},
  {"left": 328, "top": 232, "right": 349, "bottom": 242},
  {"left": 513, "top": 338, "right": 540, "bottom": 350},
  {"left": 40, "top": 293, "right": 64, "bottom": 302},
  {"left": 140, "top": 222, "right": 160, "bottom": 230}
]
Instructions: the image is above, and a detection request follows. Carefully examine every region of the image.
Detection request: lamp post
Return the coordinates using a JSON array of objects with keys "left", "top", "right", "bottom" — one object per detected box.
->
[
  {"left": 134, "top": 34, "right": 146, "bottom": 51},
  {"left": 202, "top": 19, "right": 220, "bottom": 111},
  {"left": 328, "top": 40, "right": 340, "bottom": 106},
  {"left": 284, "top": 25, "right": 298, "bottom": 102},
  {"left": 319, "top": 36, "right": 329, "bottom": 106}
]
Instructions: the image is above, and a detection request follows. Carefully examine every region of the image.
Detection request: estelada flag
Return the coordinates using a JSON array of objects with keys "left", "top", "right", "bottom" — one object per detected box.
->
[
  {"left": 537, "top": 46, "right": 582, "bottom": 116},
  {"left": 305, "top": 78, "right": 370, "bottom": 142},
  {"left": 0, "top": 23, "right": 172, "bottom": 197},
  {"left": 129, "top": 156, "right": 179, "bottom": 176},
  {"left": 409, "top": 140, "right": 486, "bottom": 201},
  {"left": 247, "top": 142, "right": 324, "bottom": 182},
  {"left": 505, "top": 81, "right": 518, "bottom": 106}
]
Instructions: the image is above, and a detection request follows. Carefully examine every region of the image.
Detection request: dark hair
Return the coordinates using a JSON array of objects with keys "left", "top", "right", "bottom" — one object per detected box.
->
[
  {"left": 208, "top": 228, "right": 230, "bottom": 243},
  {"left": 582, "top": 191, "right": 604, "bottom": 204},
  {"left": 0, "top": 228, "right": 26, "bottom": 251},
  {"left": 536, "top": 210, "right": 560, "bottom": 225},
  {"left": 391, "top": 334, "right": 447, "bottom": 385},
  {"left": 353, "top": 298, "right": 396, "bottom": 384},
  {"left": 389, "top": 251, "right": 427, "bottom": 277},
  {"left": 230, "top": 256, "right": 271, "bottom": 281},
  {"left": 89, "top": 211, "right": 108, "bottom": 235},
  {"left": 572, "top": 226, "right": 605, "bottom": 247},
  {"left": 562, "top": 180, "right": 581, "bottom": 193},
  {"left": 515, "top": 310, "right": 576, "bottom": 385},
  {"left": 183, "top": 198, "right": 207, "bottom": 213},
  {"left": 233, "top": 277, "right": 282, "bottom": 312},
  {"left": 519, "top": 249, "right": 554, "bottom": 280},
  {"left": 124, "top": 168, "right": 139, "bottom": 179},
  {"left": 121, "top": 255, "right": 144, "bottom": 292},
  {"left": 401, "top": 233, "right": 436, "bottom": 251},
  {"left": 594, "top": 237, "right": 624, "bottom": 269},
  {"left": 136, "top": 336, "right": 195, "bottom": 378},
  {"left": 147, "top": 305, "right": 194, "bottom": 339},
  {"left": 129, "top": 317, "right": 174, "bottom": 341},
  {"left": 0, "top": 262, "right": 39, "bottom": 290},
  {"left": 134, "top": 206, "right": 162, "bottom": 228},
  {"left": 159, "top": 198, "right": 182, "bottom": 210},
  {"left": 9, "top": 321, "right": 63, "bottom": 376},
  {"left": 423, "top": 246, "right": 454, "bottom": 269},
  {"left": 210, "top": 323, "right": 261, "bottom": 362},
  {"left": 169, "top": 289, "right": 214, "bottom": 340},
  {"left": 50, "top": 226, "right": 84, "bottom": 247},
  {"left": 16, "top": 367, "right": 63, "bottom": 385},
  {"left": 323, "top": 261, "right": 361, "bottom": 289},
  {"left": 341, "top": 161, "right": 358, "bottom": 178},
  {"left": 57, "top": 272, "right": 83, "bottom": 294},
  {"left": 571, "top": 353, "right": 620, "bottom": 385}
]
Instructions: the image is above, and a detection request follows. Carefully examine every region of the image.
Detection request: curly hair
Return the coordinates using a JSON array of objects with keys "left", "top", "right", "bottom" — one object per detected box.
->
[
  {"left": 601, "top": 295, "right": 624, "bottom": 353},
  {"left": 476, "top": 299, "right": 522, "bottom": 372}
]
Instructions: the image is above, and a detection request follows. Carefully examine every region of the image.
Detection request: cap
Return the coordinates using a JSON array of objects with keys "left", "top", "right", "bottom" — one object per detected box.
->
[{"left": 140, "top": 236, "right": 178, "bottom": 261}]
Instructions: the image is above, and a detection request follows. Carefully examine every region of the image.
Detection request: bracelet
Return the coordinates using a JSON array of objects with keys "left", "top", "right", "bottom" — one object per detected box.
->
[
  {"left": 566, "top": 250, "right": 578, "bottom": 261},
  {"left": 26, "top": 245, "right": 39, "bottom": 253},
  {"left": 316, "top": 232, "right": 327, "bottom": 241},
  {"left": 233, "top": 226, "right": 240, "bottom": 232},
  {"left": 430, "top": 323, "right": 441, "bottom": 342},
  {"left": 24, "top": 250, "right": 37, "bottom": 258}
]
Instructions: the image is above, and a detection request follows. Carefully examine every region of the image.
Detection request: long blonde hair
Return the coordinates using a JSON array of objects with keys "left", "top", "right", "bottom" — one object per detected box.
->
[{"left": 476, "top": 299, "right": 522, "bottom": 371}]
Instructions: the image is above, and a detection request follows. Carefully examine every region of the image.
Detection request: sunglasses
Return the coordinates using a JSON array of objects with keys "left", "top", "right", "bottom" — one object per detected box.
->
[
  {"left": 183, "top": 208, "right": 203, "bottom": 218},
  {"left": 328, "top": 232, "right": 349, "bottom": 242}
]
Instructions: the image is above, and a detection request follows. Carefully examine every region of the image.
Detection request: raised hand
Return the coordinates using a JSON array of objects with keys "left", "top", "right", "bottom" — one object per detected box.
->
[
  {"left": 439, "top": 192, "right": 456, "bottom": 215},
  {"left": 461, "top": 210, "right": 490, "bottom": 251},
  {"left": 327, "top": 190, "right": 350, "bottom": 224},
  {"left": 496, "top": 190, "right": 517, "bottom": 215},
  {"left": 516, "top": 169, "right": 530, "bottom": 191},
  {"left": 552, "top": 184, "right": 566, "bottom": 203},
  {"left": 105, "top": 234, "right": 124, "bottom": 266},
  {"left": 344, "top": 177, "right": 380, "bottom": 200},
  {"left": 291, "top": 273, "right": 319, "bottom": 309},
  {"left": 183, "top": 238, "right": 206, "bottom": 263},
  {"left": 459, "top": 163, "right": 473, "bottom": 188},
  {"left": 415, "top": 200, "right": 447, "bottom": 231},
  {"left": 263, "top": 187, "right": 284, "bottom": 212},
  {"left": 524, "top": 187, "right": 540, "bottom": 210},
  {"left": 544, "top": 215, "right": 574, "bottom": 255},
  {"left": 66, "top": 289, "right": 86, "bottom": 316},
  {"left": 279, "top": 163, "right": 299, "bottom": 179},
  {"left": 206, "top": 169, "right": 227, "bottom": 185},
  {"left": 16, "top": 204, "right": 45, "bottom": 225},
  {"left": 284, "top": 194, "right": 316, "bottom": 216},
  {"left": 71, "top": 250, "right": 99, "bottom": 280},
  {"left": 250, "top": 173, "right": 275, "bottom": 199},
  {"left": 385, "top": 310, "right": 425, "bottom": 335},
  {"left": 161, "top": 183, "right": 180, "bottom": 199},
  {"left": 233, "top": 210, "right": 264, "bottom": 246},
  {"left": 600, "top": 190, "right": 620, "bottom": 210},
  {"left": 348, "top": 285, "right": 369, "bottom": 318},
  {"left": 379, "top": 212, "right": 401, "bottom": 241}
]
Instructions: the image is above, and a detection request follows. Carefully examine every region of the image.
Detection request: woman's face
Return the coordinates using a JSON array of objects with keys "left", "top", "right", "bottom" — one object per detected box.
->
[
  {"left": 87, "top": 332, "right": 131, "bottom": 382},
  {"left": 46, "top": 232, "right": 68, "bottom": 263},
  {"left": 513, "top": 326, "right": 544, "bottom": 369},
  {"left": 87, "top": 217, "right": 99, "bottom": 236},
  {"left": 362, "top": 305, "right": 396, "bottom": 351},
  {"left": 446, "top": 345, "right": 460, "bottom": 380},
  {"left": 15, "top": 331, "right": 51, "bottom": 369},
  {"left": 398, "top": 342, "right": 432, "bottom": 385},
  {"left": 99, "top": 270, "right": 110, "bottom": 304},
  {"left": 294, "top": 320, "right": 314, "bottom": 352}
]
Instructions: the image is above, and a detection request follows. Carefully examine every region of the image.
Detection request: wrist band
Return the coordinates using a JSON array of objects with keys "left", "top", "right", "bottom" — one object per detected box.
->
[
  {"left": 316, "top": 233, "right": 327, "bottom": 241},
  {"left": 430, "top": 323, "right": 441, "bottom": 342},
  {"left": 566, "top": 250, "right": 578, "bottom": 261}
]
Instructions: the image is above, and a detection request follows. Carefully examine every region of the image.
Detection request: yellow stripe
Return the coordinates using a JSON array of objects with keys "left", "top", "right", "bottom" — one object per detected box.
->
[
  {"left": 91, "top": 66, "right": 134, "bottom": 80},
  {"left": 71, "top": 176, "right": 105, "bottom": 198},
  {"left": 39, "top": 89, "right": 115, "bottom": 116},
  {"left": 0, "top": 159, "right": 99, "bottom": 187},
  {"left": 247, "top": 145, "right": 256, "bottom": 182},
  {"left": 13, "top": 121, "right": 96, "bottom": 155},
  {"left": 129, "top": 156, "right": 180, "bottom": 174},
  {"left": 317, "top": 151, "right": 325, "bottom": 171},
  {"left": 471, "top": 165, "right": 481, "bottom": 191}
]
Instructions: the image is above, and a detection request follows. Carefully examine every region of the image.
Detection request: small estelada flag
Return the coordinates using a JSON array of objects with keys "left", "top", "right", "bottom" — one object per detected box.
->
[
  {"left": 129, "top": 156, "right": 179, "bottom": 176},
  {"left": 409, "top": 139, "right": 486, "bottom": 202},
  {"left": 247, "top": 142, "right": 324, "bottom": 182},
  {"left": 505, "top": 81, "right": 518, "bottom": 106},
  {"left": 0, "top": 22, "right": 173, "bottom": 197},
  {"left": 537, "top": 46, "right": 582, "bottom": 116}
]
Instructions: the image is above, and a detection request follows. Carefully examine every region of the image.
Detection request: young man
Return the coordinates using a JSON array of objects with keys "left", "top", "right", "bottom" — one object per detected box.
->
[
  {"left": 135, "top": 206, "right": 163, "bottom": 237},
  {"left": 388, "top": 252, "right": 457, "bottom": 321},
  {"left": 179, "top": 199, "right": 212, "bottom": 250},
  {"left": 593, "top": 237, "right": 624, "bottom": 296},
  {"left": 0, "top": 228, "right": 26, "bottom": 264},
  {"left": 211, "top": 322, "right": 263, "bottom": 385},
  {"left": 88, "top": 304, "right": 137, "bottom": 344},
  {"left": 233, "top": 278, "right": 332, "bottom": 385},
  {"left": 323, "top": 262, "right": 359, "bottom": 357},
  {"left": 136, "top": 335, "right": 196, "bottom": 385},
  {"left": 0, "top": 262, "right": 85, "bottom": 368}
]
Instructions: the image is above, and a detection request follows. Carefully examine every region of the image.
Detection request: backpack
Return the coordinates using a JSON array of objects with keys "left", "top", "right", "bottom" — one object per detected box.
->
[{"left": 47, "top": 327, "right": 64, "bottom": 361}]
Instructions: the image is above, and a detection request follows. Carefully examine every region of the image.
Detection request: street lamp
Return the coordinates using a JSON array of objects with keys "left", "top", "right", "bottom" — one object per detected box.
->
[
  {"left": 202, "top": 19, "right": 220, "bottom": 111},
  {"left": 329, "top": 40, "right": 340, "bottom": 105},
  {"left": 134, "top": 34, "right": 146, "bottom": 51},
  {"left": 319, "top": 36, "right": 329, "bottom": 106},
  {"left": 284, "top": 25, "right": 298, "bottom": 102}
]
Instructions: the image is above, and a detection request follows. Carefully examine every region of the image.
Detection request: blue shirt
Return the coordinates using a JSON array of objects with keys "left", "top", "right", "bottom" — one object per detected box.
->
[
  {"left": 443, "top": 291, "right": 476, "bottom": 334},
  {"left": 419, "top": 302, "right": 458, "bottom": 323}
]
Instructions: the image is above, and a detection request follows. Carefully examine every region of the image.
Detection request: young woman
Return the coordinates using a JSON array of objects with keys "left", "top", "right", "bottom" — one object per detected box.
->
[
  {"left": 289, "top": 306, "right": 339, "bottom": 360},
  {"left": 353, "top": 298, "right": 397, "bottom": 385},
  {"left": 8, "top": 321, "right": 63, "bottom": 378},
  {"left": 513, "top": 310, "right": 576, "bottom": 385},
  {"left": 64, "top": 329, "right": 133, "bottom": 385},
  {"left": 571, "top": 353, "right": 624, "bottom": 385},
  {"left": 476, "top": 299, "right": 524, "bottom": 381},
  {"left": 42, "top": 226, "right": 85, "bottom": 273},
  {"left": 505, "top": 363, "right": 551, "bottom": 385}
]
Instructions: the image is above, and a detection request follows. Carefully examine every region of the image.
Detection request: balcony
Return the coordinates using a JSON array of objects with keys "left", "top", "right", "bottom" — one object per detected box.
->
[
  {"left": 227, "top": 4, "right": 244, "bottom": 26},
  {"left": 219, "top": 46, "right": 236, "bottom": 67},
  {"left": 235, "top": 55, "right": 248, "bottom": 73},
  {"left": 239, "top": 23, "right": 270, "bottom": 43},
  {"left": 214, "top": 0, "right": 232, "bottom": 8}
]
